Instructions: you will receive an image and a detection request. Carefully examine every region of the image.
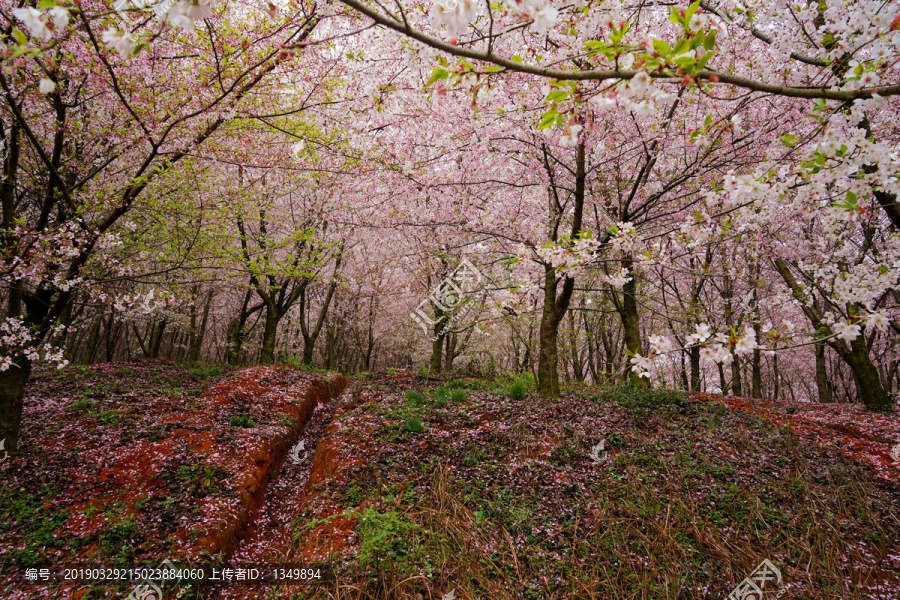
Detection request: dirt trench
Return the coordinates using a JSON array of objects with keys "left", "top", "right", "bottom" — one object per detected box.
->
[{"left": 200, "top": 376, "right": 352, "bottom": 600}]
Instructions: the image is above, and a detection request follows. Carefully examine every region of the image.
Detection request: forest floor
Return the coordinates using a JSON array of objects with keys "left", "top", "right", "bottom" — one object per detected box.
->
[{"left": 0, "top": 364, "right": 898, "bottom": 600}]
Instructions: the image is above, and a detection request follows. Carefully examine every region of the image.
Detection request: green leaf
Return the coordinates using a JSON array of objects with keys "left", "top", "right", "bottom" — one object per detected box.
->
[
  {"left": 545, "top": 90, "right": 568, "bottom": 103},
  {"left": 845, "top": 190, "right": 857, "bottom": 206},
  {"left": 537, "top": 108, "right": 558, "bottom": 130},
  {"left": 703, "top": 30, "right": 717, "bottom": 51},
  {"left": 670, "top": 7, "right": 683, "bottom": 24},
  {"left": 437, "top": 55, "right": 448, "bottom": 67},
  {"left": 608, "top": 224, "right": 620, "bottom": 235},
  {"left": 38, "top": 0, "right": 58, "bottom": 8},
  {"left": 12, "top": 28, "right": 26, "bottom": 46},
  {"left": 511, "top": 54, "right": 523, "bottom": 63},
  {"left": 484, "top": 66, "right": 503, "bottom": 72},
  {"left": 652, "top": 38, "right": 671, "bottom": 57},
  {"left": 672, "top": 38, "right": 690, "bottom": 55},
  {"left": 424, "top": 67, "right": 449, "bottom": 88},
  {"left": 781, "top": 133, "right": 798, "bottom": 147}
]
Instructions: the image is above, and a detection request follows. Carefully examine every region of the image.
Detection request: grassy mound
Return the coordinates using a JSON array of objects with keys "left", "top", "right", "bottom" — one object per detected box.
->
[{"left": 291, "top": 374, "right": 900, "bottom": 600}]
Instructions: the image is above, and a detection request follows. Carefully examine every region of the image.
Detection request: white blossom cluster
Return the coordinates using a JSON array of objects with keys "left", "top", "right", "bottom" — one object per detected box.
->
[{"left": 0, "top": 317, "right": 69, "bottom": 372}]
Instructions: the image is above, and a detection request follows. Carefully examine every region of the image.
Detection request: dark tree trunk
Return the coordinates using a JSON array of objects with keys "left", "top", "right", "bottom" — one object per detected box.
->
[
  {"left": 149, "top": 319, "right": 167, "bottom": 359},
  {"left": 845, "top": 335, "right": 891, "bottom": 410},
  {"left": 536, "top": 142, "right": 584, "bottom": 398},
  {"left": 300, "top": 253, "right": 342, "bottom": 366},
  {"left": 772, "top": 352, "right": 780, "bottom": 399},
  {"left": 751, "top": 320, "right": 763, "bottom": 398},
  {"left": 189, "top": 289, "right": 214, "bottom": 362},
  {"left": 569, "top": 312, "right": 584, "bottom": 381},
  {"left": 84, "top": 316, "right": 103, "bottom": 365},
  {"left": 226, "top": 287, "right": 257, "bottom": 365},
  {"left": 259, "top": 307, "right": 279, "bottom": 364},
  {"left": 444, "top": 332, "right": 457, "bottom": 373},
  {"left": 537, "top": 267, "right": 561, "bottom": 397},
  {"left": 690, "top": 345, "right": 701, "bottom": 393},
  {"left": 815, "top": 341, "right": 833, "bottom": 403},
  {"left": 105, "top": 314, "right": 118, "bottom": 362},
  {"left": 0, "top": 357, "right": 30, "bottom": 452},
  {"left": 775, "top": 257, "right": 892, "bottom": 410},
  {"left": 617, "top": 259, "right": 647, "bottom": 387},
  {"left": 731, "top": 355, "right": 743, "bottom": 396}
]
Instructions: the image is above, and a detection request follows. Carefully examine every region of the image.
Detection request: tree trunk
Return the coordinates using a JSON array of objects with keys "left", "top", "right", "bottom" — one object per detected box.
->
[
  {"left": 365, "top": 321, "right": 375, "bottom": 372},
  {"left": 536, "top": 141, "right": 584, "bottom": 397},
  {"left": 430, "top": 329, "right": 443, "bottom": 373},
  {"left": 845, "top": 335, "right": 891, "bottom": 410},
  {"left": 774, "top": 257, "right": 892, "bottom": 410},
  {"left": 0, "top": 357, "right": 30, "bottom": 452},
  {"left": 429, "top": 302, "right": 446, "bottom": 373},
  {"left": 569, "top": 312, "right": 584, "bottom": 381},
  {"left": 444, "top": 331, "right": 457, "bottom": 373},
  {"left": 620, "top": 261, "right": 646, "bottom": 387},
  {"left": 772, "top": 352, "right": 780, "bottom": 399},
  {"left": 105, "top": 314, "right": 118, "bottom": 362},
  {"left": 84, "top": 316, "right": 103, "bottom": 365},
  {"left": 690, "top": 345, "right": 701, "bottom": 392},
  {"left": 751, "top": 337, "right": 763, "bottom": 399},
  {"left": 260, "top": 307, "right": 279, "bottom": 364},
  {"left": 300, "top": 255, "right": 342, "bottom": 366},
  {"left": 537, "top": 265, "right": 561, "bottom": 397},
  {"left": 149, "top": 319, "right": 167, "bottom": 359},
  {"left": 731, "top": 355, "right": 743, "bottom": 396},
  {"left": 815, "top": 341, "right": 833, "bottom": 403},
  {"left": 189, "top": 289, "right": 214, "bottom": 362}
]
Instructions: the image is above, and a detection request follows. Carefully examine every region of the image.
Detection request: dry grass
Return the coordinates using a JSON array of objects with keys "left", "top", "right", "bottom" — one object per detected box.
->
[{"left": 288, "top": 377, "right": 900, "bottom": 600}]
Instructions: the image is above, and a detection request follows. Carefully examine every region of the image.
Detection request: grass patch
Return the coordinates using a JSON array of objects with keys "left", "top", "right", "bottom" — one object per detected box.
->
[
  {"left": 66, "top": 399, "right": 95, "bottom": 411},
  {"left": 0, "top": 485, "right": 70, "bottom": 568},
  {"left": 229, "top": 415, "right": 254, "bottom": 428},
  {"left": 402, "top": 415, "right": 426, "bottom": 434},
  {"left": 190, "top": 365, "right": 222, "bottom": 378},
  {"left": 405, "top": 390, "right": 425, "bottom": 405}
]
